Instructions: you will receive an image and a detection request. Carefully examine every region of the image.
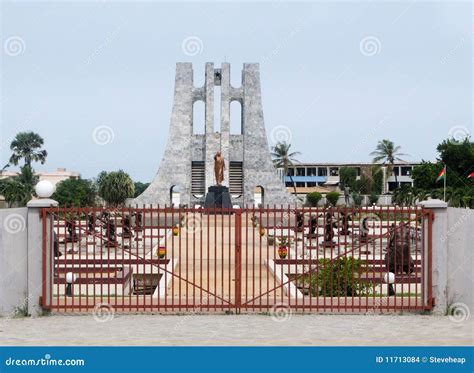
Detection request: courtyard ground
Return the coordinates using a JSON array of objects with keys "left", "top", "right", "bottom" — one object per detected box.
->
[{"left": 0, "top": 314, "right": 471, "bottom": 346}]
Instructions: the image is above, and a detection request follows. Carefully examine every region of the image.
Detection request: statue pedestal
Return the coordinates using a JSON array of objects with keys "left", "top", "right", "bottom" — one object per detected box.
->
[{"left": 204, "top": 185, "right": 232, "bottom": 212}]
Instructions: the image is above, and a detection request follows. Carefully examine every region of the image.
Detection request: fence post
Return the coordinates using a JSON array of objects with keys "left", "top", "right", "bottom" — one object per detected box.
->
[
  {"left": 26, "top": 198, "right": 58, "bottom": 316},
  {"left": 419, "top": 199, "right": 448, "bottom": 314}
]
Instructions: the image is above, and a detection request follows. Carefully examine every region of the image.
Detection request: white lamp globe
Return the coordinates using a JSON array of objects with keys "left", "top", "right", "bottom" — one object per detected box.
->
[
  {"left": 66, "top": 272, "right": 76, "bottom": 284},
  {"left": 35, "top": 180, "right": 55, "bottom": 198},
  {"left": 384, "top": 272, "right": 395, "bottom": 284}
]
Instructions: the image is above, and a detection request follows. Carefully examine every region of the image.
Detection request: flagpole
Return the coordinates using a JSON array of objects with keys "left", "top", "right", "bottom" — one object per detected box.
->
[{"left": 444, "top": 165, "right": 446, "bottom": 202}]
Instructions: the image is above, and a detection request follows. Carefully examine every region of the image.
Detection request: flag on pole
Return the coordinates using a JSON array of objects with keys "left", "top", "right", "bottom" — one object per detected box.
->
[
  {"left": 436, "top": 166, "right": 446, "bottom": 182},
  {"left": 468, "top": 171, "right": 474, "bottom": 179}
]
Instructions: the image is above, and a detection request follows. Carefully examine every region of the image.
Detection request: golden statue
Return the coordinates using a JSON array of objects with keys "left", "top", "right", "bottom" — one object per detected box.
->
[{"left": 214, "top": 152, "right": 225, "bottom": 185}]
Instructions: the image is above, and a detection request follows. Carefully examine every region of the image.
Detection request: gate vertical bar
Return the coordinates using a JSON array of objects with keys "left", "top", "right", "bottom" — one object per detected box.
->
[{"left": 234, "top": 209, "right": 242, "bottom": 313}]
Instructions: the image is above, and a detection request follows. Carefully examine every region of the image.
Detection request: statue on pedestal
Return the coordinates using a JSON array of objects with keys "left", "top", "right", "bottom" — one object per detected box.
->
[
  {"left": 323, "top": 208, "right": 336, "bottom": 247},
  {"left": 214, "top": 152, "right": 225, "bottom": 185}
]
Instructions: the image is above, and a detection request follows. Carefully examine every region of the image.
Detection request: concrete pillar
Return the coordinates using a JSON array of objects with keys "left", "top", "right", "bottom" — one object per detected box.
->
[
  {"left": 26, "top": 198, "right": 58, "bottom": 316},
  {"left": 220, "top": 63, "right": 231, "bottom": 187},
  {"left": 418, "top": 199, "right": 448, "bottom": 314}
]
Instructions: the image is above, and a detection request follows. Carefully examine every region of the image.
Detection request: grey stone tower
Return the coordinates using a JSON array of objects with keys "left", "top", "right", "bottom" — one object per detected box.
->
[{"left": 133, "top": 62, "right": 296, "bottom": 207}]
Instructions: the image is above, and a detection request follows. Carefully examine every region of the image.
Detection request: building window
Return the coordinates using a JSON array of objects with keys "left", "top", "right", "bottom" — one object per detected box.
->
[
  {"left": 307, "top": 167, "right": 316, "bottom": 176},
  {"left": 287, "top": 168, "right": 295, "bottom": 176},
  {"left": 318, "top": 168, "right": 327, "bottom": 177},
  {"left": 329, "top": 167, "right": 339, "bottom": 176},
  {"left": 401, "top": 167, "right": 411, "bottom": 176},
  {"left": 296, "top": 167, "right": 305, "bottom": 176}
]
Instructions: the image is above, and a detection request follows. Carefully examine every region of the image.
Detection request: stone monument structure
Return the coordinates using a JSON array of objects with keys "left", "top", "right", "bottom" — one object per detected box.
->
[{"left": 133, "top": 62, "right": 296, "bottom": 207}]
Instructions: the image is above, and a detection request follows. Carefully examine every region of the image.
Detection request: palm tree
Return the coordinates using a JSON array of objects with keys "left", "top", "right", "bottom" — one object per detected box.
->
[
  {"left": 9, "top": 131, "right": 47, "bottom": 169},
  {"left": 98, "top": 170, "right": 135, "bottom": 206},
  {"left": 271, "top": 141, "right": 301, "bottom": 196},
  {"left": 370, "top": 139, "right": 407, "bottom": 188}
]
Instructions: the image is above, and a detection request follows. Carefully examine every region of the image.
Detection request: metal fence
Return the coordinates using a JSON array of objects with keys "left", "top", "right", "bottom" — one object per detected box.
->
[{"left": 41, "top": 205, "right": 433, "bottom": 313}]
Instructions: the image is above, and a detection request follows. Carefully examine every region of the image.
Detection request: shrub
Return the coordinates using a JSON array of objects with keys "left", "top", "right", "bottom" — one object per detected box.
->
[
  {"left": 325, "top": 191, "right": 340, "bottom": 206},
  {"left": 306, "top": 192, "right": 322, "bottom": 207},
  {"left": 368, "top": 193, "right": 379, "bottom": 206},
  {"left": 352, "top": 192, "right": 363, "bottom": 207},
  {"left": 299, "top": 257, "right": 373, "bottom": 297}
]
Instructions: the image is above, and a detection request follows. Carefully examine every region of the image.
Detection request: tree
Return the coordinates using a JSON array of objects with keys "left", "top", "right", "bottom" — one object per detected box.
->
[
  {"left": 53, "top": 178, "right": 96, "bottom": 207},
  {"left": 370, "top": 139, "right": 407, "bottom": 187},
  {"left": 271, "top": 141, "right": 301, "bottom": 196},
  {"left": 436, "top": 137, "right": 474, "bottom": 188},
  {"left": 339, "top": 167, "right": 357, "bottom": 190},
  {"left": 8, "top": 131, "right": 47, "bottom": 169},
  {"left": 134, "top": 182, "right": 150, "bottom": 198},
  {"left": 354, "top": 166, "right": 382, "bottom": 195},
  {"left": 411, "top": 161, "right": 441, "bottom": 190},
  {"left": 97, "top": 170, "right": 135, "bottom": 206},
  {"left": 1, "top": 132, "right": 47, "bottom": 207}
]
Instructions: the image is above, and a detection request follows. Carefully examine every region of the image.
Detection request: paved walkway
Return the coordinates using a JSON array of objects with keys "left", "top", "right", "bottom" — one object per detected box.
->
[
  {"left": 169, "top": 214, "right": 283, "bottom": 302},
  {"left": 1, "top": 315, "right": 471, "bottom": 346}
]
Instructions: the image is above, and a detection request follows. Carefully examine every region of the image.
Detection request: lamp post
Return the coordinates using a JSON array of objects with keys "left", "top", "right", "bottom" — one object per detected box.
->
[{"left": 66, "top": 272, "right": 75, "bottom": 297}]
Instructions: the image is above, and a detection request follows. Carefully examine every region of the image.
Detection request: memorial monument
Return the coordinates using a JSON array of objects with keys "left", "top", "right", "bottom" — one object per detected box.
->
[{"left": 132, "top": 62, "right": 296, "bottom": 207}]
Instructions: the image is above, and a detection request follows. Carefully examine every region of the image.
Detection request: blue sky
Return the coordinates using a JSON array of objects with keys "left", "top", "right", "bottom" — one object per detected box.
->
[{"left": 1, "top": 1, "right": 472, "bottom": 181}]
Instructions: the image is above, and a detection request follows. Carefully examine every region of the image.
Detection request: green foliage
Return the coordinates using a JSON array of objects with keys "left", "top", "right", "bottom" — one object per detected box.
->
[
  {"left": 436, "top": 137, "right": 474, "bottom": 188},
  {"left": 392, "top": 184, "right": 415, "bottom": 206},
  {"left": 97, "top": 170, "right": 135, "bottom": 206},
  {"left": 393, "top": 138, "right": 474, "bottom": 208},
  {"left": 356, "top": 166, "right": 383, "bottom": 194},
  {"left": 370, "top": 139, "right": 407, "bottom": 165},
  {"left": 0, "top": 131, "right": 47, "bottom": 207},
  {"left": 339, "top": 167, "right": 357, "bottom": 190},
  {"left": 0, "top": 166, "right": 37, "bottom": 207},
  {"left": 134, "top": 182, "right": 150, "bottom": 198},
  {"left": 271, "top": 141, "right": 301, "bottom": 196},
  {"left": 53, "top": 178, "right": 96, "bottom": 207},
  {"left": 306, "top": 191, "right": 322, "bottom": 207},
  {"left": 325, "top": 191, "right": 340, "bottom": 206},
  {"left": 351, "top": 192, "right": 363, "bottom": 207},
  {"left": 368, "top": 193, "right": 379, "bottom": 205},
  {"left": 8, "top": 131, "right": 48, "bottom": 168},
  {"left": 371, "top": 166, "right": 383, "bottom": 194},
  {"left": 412, "top": 161, "right": 441, "bottom": 189},
  {"left": 302, "top": 257, "right": 373, "bottom": 297}
]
